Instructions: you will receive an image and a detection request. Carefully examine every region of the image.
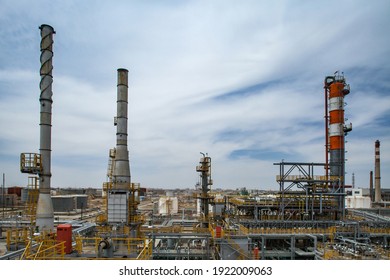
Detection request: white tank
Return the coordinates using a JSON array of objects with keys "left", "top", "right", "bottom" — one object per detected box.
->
[{"left": 158, "top": 196, "right": 178, "bottom": 215}]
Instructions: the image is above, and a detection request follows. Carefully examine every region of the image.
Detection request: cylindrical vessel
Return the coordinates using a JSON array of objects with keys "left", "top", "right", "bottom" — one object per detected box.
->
[
  {"left": 36, "top": 24, "right": 55, "bottom": 231},
  {"left": 325, "top": 72, "right": 351, "bottom": 220}
]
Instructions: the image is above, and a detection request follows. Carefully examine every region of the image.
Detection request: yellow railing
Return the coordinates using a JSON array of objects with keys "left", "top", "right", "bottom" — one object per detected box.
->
[
  {"left": 239, "top": 224, "right": 249, "bottom": 235},
  {"left": 20, "top": 153, "right": 42, "bottom": 174},
  {"left": 21, "top": 238, "right": 65, "bottom": 260},
  {"left": 75, "top": 236, "right": 147, "bottom": 258},
  {"left": 136, "top": 239, "right": 152, "bottom": 260},
  {"left": 6, "top": 228, "right": 29, "bottom": 251},
  {"left": 237, "top": 225, "right": 337, "bottom": 238},
  {"left": 360, "top": 226, "right": 390, "bottom": 234},
  {"left": 224, "top": 232, "right": 250, "bottom": 260}
]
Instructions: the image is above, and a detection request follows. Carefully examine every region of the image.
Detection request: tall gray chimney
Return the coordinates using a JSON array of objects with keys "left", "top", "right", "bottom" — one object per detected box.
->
[
  {"left": 107, "top": 69, "right": 131, "bottom": 225},
  {"left": 112, "top": 68, "right": 131, "bottom": 189},
  {"left": 36, "top": 24, "right": 55, "bottom": 231}
]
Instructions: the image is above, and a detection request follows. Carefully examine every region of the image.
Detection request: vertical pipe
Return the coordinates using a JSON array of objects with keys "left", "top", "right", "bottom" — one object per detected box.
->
[
  {"left": 375, "top": 140, "right": 381, "bottom": 203},
  {"left": 291, "top": 236, "right": 295, "bottom": 260},
  {"left": 36, "top": 24, "right": 55, "bottom": 231},
  {"left": 324, "top": 84, "right": 329, "bottom": 184},
  {"left": 113, "top": 68, "right": 131, "bottom": 189}
]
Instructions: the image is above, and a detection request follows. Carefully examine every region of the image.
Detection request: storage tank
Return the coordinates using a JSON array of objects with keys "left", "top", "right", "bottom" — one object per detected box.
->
[
  {"left": 345, "top": 189, "right": 371, "bottom": 209},
  {"left": 75, "top": 195, "right": 88, "bottom": 209},
  {"left": 52, "top": 195, "right": 75, "bottom": 212},
  {"left": 158, "top": 196, "right": 178, "bottom": 215},
  {"left": 21, "top": 188, "right": 29, "bottom": 203}
]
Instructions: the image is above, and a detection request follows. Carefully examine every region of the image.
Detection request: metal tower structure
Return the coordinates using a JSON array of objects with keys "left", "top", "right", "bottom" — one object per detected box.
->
[
  {"left": 275, "top": 162, "right": 344, "bottom": 220},
  {"left": 196, "top": 153, "right": 213, "bottom": 228}
]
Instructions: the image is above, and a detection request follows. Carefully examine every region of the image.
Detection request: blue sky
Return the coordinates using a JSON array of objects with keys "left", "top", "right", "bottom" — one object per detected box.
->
[{"left": 0, "top": 0, "right": 389, "bottom": 190}]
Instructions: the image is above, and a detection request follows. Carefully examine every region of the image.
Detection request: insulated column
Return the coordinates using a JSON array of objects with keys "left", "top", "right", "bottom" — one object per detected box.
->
[
  {"left": 328, "top": 80, "right": 345, "bottom": 183},
  {"left": 326, "top": 72, "right": 352, "bottom": 219}
]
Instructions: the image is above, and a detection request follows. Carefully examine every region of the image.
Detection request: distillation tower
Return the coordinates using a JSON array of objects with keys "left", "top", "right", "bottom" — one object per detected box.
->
[{"left": 324, "top": 72, "right": 352, "bottom": 217}]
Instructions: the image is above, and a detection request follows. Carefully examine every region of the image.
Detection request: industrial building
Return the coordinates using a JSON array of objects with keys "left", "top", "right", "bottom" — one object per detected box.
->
[{"left": 0, "top": 24, "right": 389, "bottom": 261}]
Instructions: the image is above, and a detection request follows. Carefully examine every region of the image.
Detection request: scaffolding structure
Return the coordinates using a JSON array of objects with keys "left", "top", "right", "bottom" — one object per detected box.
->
[
  {"left": 274, "top": 162, "right": 346, "bottom": 220},
  {"left": 194, "top": 153, "right": 214, "bottom": 228}
]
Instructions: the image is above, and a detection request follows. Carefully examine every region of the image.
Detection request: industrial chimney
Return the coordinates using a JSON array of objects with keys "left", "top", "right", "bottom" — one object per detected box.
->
[
  {"left": 107, "top": 69, "right": 131, "bottom": 225},
  {"left": 35, "top": 24, "right": 55, "bottom": 231},
  {"left": 112, "top": 68, "right": 131, "bottom": 188},
  {"left": 375, "top": 140, "right": 381, "bottom": 203}
]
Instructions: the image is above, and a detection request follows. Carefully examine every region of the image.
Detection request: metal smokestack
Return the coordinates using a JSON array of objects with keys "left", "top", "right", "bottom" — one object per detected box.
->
[
  {"left": 36, "top": 24, "right": 55, "bottom": 231},
  {"left": 113, "top": 68, "right": 131, "bottom": 189},
  {"left": 375, "top": 140, "right": 381, "bottom": 203},
  {"left": 107, "top": 68, "right": 133, "bottom": 226}
]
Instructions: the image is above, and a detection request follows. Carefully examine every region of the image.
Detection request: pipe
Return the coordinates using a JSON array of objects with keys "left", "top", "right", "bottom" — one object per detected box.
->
[
  {"left": 112, "top": 68, "right": 131, "bottom": 189},
  {"left": 98, "top": 238, "right": 113, "bottom": 258},
  {"left": 375, "top": 140, "right": 381, "bottom": 203},
  {"left": 323, "top": 76, "right": 335, "bottom": 185},
  {"left": 36, "top": 24, "right": 55, "bottom": 231}
]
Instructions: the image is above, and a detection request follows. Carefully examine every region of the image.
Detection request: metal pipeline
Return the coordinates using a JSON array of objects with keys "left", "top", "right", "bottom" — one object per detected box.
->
[
  {"left": 97, "top": 238, "right": 113, "bottom": 258},
  {"left": 36, "top": 24, "right": 55, "bottom": 231}
]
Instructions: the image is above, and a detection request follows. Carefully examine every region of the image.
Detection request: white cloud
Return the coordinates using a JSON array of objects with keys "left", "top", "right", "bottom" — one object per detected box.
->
[{"left": 0, "top": 0, "right": 389, "bottom": 189}]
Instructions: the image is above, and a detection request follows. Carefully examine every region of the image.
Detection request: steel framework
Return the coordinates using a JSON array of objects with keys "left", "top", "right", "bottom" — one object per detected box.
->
[{"left": 274, "top": 162, "right": 346, "bottom": 220}]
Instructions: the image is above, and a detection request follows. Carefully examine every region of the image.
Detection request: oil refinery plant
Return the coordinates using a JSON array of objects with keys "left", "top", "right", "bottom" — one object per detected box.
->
[{"left": 0, "top": 24, "right": 389, "bottom": 261}]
